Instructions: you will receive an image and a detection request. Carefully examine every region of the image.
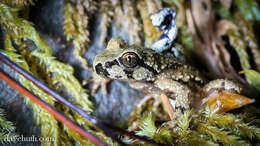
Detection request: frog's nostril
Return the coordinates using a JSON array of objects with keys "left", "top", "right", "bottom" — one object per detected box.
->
[
  {"left": 95, "top": 63, "right": 110, "bottom": 77},
  {"left": 95, "top": 63, "right": 103, "bottom": 74}
]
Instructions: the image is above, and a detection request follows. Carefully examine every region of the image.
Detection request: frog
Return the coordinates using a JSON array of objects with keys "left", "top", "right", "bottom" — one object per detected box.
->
[
  {"left": 87, "top": 8, "right": 182, "bottom": 96},
  {"left": 93, "top": 37, "right": 254, "bottom": 120}
]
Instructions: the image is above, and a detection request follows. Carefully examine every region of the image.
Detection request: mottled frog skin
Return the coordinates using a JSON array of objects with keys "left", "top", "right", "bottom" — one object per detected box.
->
[{"left": 93, "top": 38, "right": 241, "bottom": 119}]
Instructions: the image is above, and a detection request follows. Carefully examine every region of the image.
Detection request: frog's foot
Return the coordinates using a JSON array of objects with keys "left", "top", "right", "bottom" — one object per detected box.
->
[
  {"left": 83, "top": 73, "right": 111, "bottom": 95},
  {"left": 128, "top": 94, "right": 169, "bottom": 123},
  {"left": 127, "top": 94, "right": 170, "bottom": 131},
  {"left": 202, "top": 79, "right": 254, "bottom": 114},
  {"left": 159, "top": 120, "right": 178, "bottom": 132}
]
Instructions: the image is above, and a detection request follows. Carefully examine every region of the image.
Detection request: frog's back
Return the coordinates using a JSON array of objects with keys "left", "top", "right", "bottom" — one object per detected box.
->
[{"left": 144, "top": 52, "right": 206, "bottom": 87}]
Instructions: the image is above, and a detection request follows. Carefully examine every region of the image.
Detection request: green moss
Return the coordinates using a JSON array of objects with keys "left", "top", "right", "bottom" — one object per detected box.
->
[
  {"left": 0, "top": 109, "right": 18, "bottom": 144},
  {"left": 0, "top": 2, "right": 109, "bottom": 145},
  {"left": 129, "top": 108, "right": 260, "bottom": 145}
]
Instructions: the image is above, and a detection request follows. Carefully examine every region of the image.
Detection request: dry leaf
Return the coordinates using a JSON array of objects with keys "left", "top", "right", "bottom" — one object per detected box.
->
[
  {"left": 187, "top": 0, "right": 246, "bottom": 84},
  {"left": 203, "top": 91, "right": 254, "bottom": 114}
]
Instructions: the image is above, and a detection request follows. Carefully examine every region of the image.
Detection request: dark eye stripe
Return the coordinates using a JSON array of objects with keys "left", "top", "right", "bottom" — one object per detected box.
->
[
  {"left": 138, "top": 59, "right": 159, "bottom": 75},
  {"left": 105, "top": 59, "right": 119, "bottom": 69},
  {"left": 123, "top": 69, "right": 134, "bottom": 79},
  {"left": 118, "top": 52, "right": 159, "bottom": 75}
]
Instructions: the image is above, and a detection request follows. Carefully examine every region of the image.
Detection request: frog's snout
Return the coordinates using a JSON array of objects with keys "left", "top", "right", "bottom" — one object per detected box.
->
[
  {"left": 93, "top": 55, "right": 110, "bottom": 78},
  {"left": 94, "top": 63, "right": 110, "bottom": 77}
]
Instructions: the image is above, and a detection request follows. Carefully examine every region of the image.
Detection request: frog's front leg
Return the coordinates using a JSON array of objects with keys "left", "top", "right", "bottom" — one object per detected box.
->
[
  {"left": 155, "top": 78, "right": 191, "bottom": 120},
  {"left": 129, "top": 82, "right": 174, "bottom": 120}
]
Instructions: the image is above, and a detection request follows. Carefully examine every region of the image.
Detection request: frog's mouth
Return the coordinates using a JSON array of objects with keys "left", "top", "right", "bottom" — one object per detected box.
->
[{"left": 95, "top": 63, "right": 110, "bottom": 77}]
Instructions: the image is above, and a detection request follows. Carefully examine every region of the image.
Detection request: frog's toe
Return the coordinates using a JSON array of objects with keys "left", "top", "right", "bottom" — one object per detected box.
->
[
  {"left": 159, "top": 120, "right": 178, "bottom": 131},
  {"left": 83, "top": 73, "right": 111, "bottom": 95},
  {"left": 202, "top": 79, "right": 241, "bottom": 96}
]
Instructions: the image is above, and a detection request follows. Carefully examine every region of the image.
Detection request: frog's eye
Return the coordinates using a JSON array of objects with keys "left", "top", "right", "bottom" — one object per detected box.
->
[{"left": 121, "top": 52, "right": 139, "bottom": 68}]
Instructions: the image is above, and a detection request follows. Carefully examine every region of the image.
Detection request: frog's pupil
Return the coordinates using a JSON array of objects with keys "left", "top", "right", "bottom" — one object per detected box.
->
[
  {"left": 120, "top": 52, "right": 139, "bottom": 68},
  {"left": 127, "top": 56, "right": 132, "bottom": 63}
]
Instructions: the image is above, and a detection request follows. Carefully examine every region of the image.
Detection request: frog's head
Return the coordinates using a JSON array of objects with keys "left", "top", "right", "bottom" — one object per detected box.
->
[{"left": 93, "top": 38, "right": 159, "bottom": 82}]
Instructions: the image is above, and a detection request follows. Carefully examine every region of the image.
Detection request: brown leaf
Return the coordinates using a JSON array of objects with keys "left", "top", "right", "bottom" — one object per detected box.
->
[
  {"left": 204, "top": 91, "right": 254, "bottom": 114},
  {"left": 216, "top": 20, "right": 237, "bottom": 37},
  {"left": 187, "top": 0, "right": 224, "bottom": 77},
  {"left": 187, "top": 0, "right": 246, "bottom": 84}
]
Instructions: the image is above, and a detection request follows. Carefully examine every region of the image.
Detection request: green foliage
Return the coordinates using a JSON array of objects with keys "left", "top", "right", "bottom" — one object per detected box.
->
[
  {"left": 31, "top": 51, "right": 93, "bottom": 112},
  {"left": 0, "top": 109, "right": 18, "bottom": 144},
  {"left": 214, "top": 0, "right": 260, "bottom": 82},
  {"left": 1, "top": 0, "right": 260, "bottom": 145},
  {"left": 197, "top": 123, "right": 243, "bottom": 145},
  {"left": 227, "top": 29, "right": 251, "bottom": 70},
  {"left": 0, "top": 109, "right": 15, "bottom": 133},
  {"left": 63, "top": 0, "right": 95, "bottom": 71},
  {"left": 235, "top": 12, "right": 260, "bottom": 71},
  {"left": 233, "top": 0, "right": 260, "bottom": 21},
  {"left": 131, "top": 108, "right": 260, "bottom": 145},
  {"left": 0, "top": 3, "right": 52, "bottom": 55},
  {"left": 241, "top": 70, "right": 260, "bottom": 91},
  {"left": 0, "top": 2, "right": 110, "bottom": 145},
  {"left": 134, "top": 112, "right": 174, "bottom": 145},
  {"left": 136, "top": 112, "right": 157, "bottom": 138},
  {"left": 1, "top": 49, "right": 61, "bottom": 146},
  {"left": 214, "top": 2, "right": 232, "bottom": 20},
  {"left": 2, "top": 0, "right": 34, "bottom": 7},
  {"left": 179, "top": 26, "right": 193, "bottom": 51}
]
